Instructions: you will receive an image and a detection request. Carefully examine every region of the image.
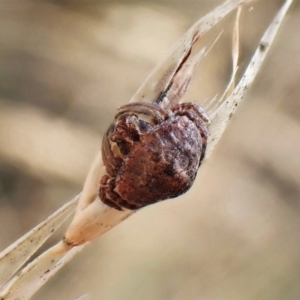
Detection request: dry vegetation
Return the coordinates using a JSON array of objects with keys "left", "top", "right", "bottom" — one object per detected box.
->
[{"left": 0, "top": 0, "right": 299, "bottom": 299}]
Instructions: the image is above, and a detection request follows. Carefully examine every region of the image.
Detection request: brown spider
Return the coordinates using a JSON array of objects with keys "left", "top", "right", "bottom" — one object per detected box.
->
[{"left": 100, "top": 101, "right": 209, "bottom": 211}]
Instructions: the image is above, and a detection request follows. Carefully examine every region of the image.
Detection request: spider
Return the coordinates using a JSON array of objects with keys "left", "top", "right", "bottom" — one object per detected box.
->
[{"left": 99, "top": 101, "right": 209, "bottom": 211}]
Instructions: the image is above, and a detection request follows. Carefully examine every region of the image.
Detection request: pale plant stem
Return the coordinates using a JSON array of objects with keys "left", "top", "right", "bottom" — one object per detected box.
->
[
  {"left": 0, "top": 0, "right": 294, "bottom": 299},
  {"left": 0, "top": 242, "right": 86, "bottom": 300},
  {"left": 0, "top": 194, "right": 79, "bottom": 287},
  {"left": 208, "top": 0, "right": 294, "bottom": 156}
]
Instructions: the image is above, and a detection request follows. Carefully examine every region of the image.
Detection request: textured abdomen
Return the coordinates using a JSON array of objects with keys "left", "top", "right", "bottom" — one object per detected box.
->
[{"left": 115, "top": 116, "right": 202, "bottom": 208}]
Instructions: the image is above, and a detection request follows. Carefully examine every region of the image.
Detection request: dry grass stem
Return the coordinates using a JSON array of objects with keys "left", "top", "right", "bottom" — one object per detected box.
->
[
  {"left": 0, "top": 194, "right": 79, "bottom": 287},
  {"left": 207, "top": 0, "right": 294, "bottom": 155},
  {"left": 0, "top": 0, "right": 294, "bottom": 299}
]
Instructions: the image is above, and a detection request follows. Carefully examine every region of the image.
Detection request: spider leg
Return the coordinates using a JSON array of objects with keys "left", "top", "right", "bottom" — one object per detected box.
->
[
  {"left": 102, "top": 124, "right": 122, "bottom": 177},
  {"left": 173, "top": 102, "right": 209, "bottom": 162},
  {"left": 99, "top": 176, "right": 140, "bottom": 211},
  {"left": 173, "top": 102, "right": 209, "bottom": 122},
  {"left": 116, "top": 102, "right": 170, "bottom": 123},
  {"left": 99, "top": 175, "right": 124, "bottom": 211}
]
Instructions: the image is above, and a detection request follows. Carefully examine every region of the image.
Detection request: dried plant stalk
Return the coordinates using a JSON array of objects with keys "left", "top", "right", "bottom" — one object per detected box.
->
[
  {"left": 130, "top": 0, "right": 250, "bottom": 105},
  {"left": 207, "top": 0, "right": 293, "bottom": 155},
  {"left": 0, "top": 0, "right": 294, "bottom": 299},
  {"left": 0, "top": 194, "right": 79, "bottom": 287}
]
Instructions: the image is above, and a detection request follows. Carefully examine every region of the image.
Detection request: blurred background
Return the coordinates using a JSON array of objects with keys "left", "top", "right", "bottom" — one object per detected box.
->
[{"left": 0, "top": 0, "right": 300, "bottom": 299}]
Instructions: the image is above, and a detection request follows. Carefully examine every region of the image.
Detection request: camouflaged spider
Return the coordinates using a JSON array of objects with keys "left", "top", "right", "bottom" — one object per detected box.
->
[{"left": 100, "top": 101, "right": 209, "bottom": 211}]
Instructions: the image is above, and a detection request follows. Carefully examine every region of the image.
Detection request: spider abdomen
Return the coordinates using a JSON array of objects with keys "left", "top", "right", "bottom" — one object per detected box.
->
[
  {"left": 115, "top": 116, "right": 202, "bottom": 208},
  {"left": 100, "top": 102, "right": 208, "bottom": 211}
]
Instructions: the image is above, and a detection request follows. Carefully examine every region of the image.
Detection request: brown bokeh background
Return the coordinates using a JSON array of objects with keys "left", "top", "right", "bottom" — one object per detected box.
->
[{"left": 0, "top": 0, "right": 300, "bottom": 299}]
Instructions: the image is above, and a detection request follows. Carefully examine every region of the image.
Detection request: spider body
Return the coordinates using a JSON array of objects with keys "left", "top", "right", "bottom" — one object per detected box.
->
[{"left": 100, "top": 102, "right": 209, "bottom": 211}]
